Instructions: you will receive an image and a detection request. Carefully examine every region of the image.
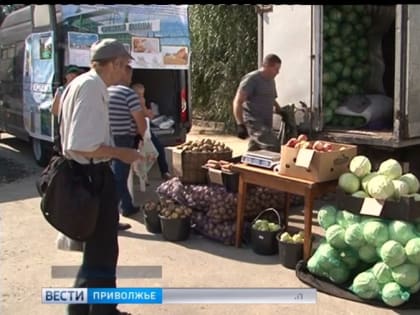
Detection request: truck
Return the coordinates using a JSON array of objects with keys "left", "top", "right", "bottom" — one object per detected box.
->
[
  {"left": 258, "top": 5, "right": 420, "bottom": 177},
  {"left": 0, "top": 4, "right": 192, "bottom": 166}
]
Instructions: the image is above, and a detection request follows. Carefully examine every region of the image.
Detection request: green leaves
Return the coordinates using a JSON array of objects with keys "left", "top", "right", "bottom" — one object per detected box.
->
[{"left": 189, "top": 5, "right": 257, "bottom": 131}]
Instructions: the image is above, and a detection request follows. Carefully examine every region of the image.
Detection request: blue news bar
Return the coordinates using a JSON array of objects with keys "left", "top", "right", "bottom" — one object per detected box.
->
[{"left": 42, "top": 288, "right": 317, "bottom": 304}]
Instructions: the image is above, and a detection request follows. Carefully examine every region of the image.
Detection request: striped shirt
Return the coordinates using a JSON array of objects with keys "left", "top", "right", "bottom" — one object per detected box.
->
[{"left": 108, "top": 85, "right": 142, "bottom": 136}]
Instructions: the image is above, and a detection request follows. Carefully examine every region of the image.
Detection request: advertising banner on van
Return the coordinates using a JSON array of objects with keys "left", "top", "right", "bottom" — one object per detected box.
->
[
  {"left": 22, "top": 31, "right": 55, "bottom": 140},
  {"left": 61, "top": 5, "right": 190, "bottom": 70}
]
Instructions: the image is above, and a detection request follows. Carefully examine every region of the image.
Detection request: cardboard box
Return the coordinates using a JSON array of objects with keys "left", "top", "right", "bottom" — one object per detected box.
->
[
  {"left": 278, "top": 142, "right": 357, "bottom": 182},
  {"left": 336, "top": 188, "right": 420, "bottom": 221},
  {"left": 203, "top": 156, "right": 241, "bottom": 193}
]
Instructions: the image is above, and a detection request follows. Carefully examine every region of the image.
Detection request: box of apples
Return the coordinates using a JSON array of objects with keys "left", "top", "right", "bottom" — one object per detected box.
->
[{"left": 277, "top": 134, "right": 357, "bottom": 182}]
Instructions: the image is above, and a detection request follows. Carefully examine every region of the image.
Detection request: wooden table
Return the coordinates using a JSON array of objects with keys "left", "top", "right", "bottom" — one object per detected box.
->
[{"left": 231, "top": 163, "right": 337, "bottom": 260}]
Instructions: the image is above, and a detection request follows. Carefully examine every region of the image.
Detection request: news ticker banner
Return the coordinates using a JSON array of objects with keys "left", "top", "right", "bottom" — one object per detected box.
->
[{"left": 42, "top": 288, "right": 317, "bottom": 304}]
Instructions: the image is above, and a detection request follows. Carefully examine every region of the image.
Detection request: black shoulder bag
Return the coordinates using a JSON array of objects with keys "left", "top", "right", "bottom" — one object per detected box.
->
[{"left": 36, "top": 89, "right": 100, "bottom": 241}]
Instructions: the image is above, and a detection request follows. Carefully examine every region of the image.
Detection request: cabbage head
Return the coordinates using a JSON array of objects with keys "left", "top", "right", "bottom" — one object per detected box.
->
[
  {"left": 392, "top": 180, "right": 410, "bottom": 200},
  {"left": 372, "top": 262, "right": 393, "bottom": 284},
  {"left": 405, "top": 238, "right": 420, "bottom": 265},
  {"left": 391, "top": 263, "right": 420, "bottom": 288},
  {"left": 361, "top": 172, "right": 378, "bottom": 193},
  {"left": 399, "top": 173, "right": 420, "bottom": 194},
  {"left": 352, "top": 190, "right": 369, "bottom": 198},
  {"left": 381, "top": 282, "right": 410, "bottom": 307},
  {"left": 409, "top": 281, "right": 420, "bottom": 294},
  {"left": 326, "top": 224, "right": 348, "bottom": 249},
  {"left": 367, "top": 175, "right": 395, "bottom": 200},
  {"left": 380, "top": 240, "right": 407, "bottom": 268},
  {"left": 340, "top": 249, "right": 359, "bottom": 269},
  {"left": 351, "top": 271, "right": 380, "bottom": 299},
  {"left": 317, "top": 205, "right": 337, "bottom": 230},
  {"left": 350, "top": 155, "right": 372, "bottom": 178},
  {"left": 314, "top": 243, "right": 342, "bottom": 270},
  {"left": 344, "top": 223, "right": 366, "bottom": 249},
  {"left": 358, "top": 244, "right": 379, "bottom": 263},
  {"left": 338, "top": 173, "right": 360, "bottom": 194},
  {"left": 363, "top": 220, "right": 389, "bottom": 247},
  {"left": 336, "top": 210, "right": 360, "bottom": 229},
  {"left": 388, "top": 220, "right": 417, "bottom": 246},
  {"left": 378, "top": 159, "right": 403, "bottom": 180},
  {"left": 329, "top": 266, "right": 351, "bottom": 284},
  {"left": 307, "top": 253, "right": 328, "bottom": 278}
]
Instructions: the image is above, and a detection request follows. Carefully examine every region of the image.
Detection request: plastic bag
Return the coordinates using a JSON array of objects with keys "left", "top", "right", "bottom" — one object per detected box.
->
[
  {"left": 55, "top": 232, "right": 84, "bottom": 252},
  {"left": 133, "top": 118, "right": 159, "bottom": 191}
]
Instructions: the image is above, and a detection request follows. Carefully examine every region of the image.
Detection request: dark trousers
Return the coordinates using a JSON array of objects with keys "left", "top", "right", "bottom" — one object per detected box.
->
[
  {"left": 150, "top": 131, "right": 169, "bottom": 175},
  {"left": 111, "top": 134, "right": 137, "bottom": 215},
  {"left": 68, "top": 163, "right": 119, "bottom": 315}
]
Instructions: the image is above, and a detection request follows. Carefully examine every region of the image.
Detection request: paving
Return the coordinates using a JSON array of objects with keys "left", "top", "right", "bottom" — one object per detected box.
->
[{"left": 0, "top": 127, "right": 418, "bottom": 315}]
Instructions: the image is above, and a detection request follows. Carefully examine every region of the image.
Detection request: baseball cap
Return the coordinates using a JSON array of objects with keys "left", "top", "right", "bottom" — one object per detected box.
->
[
  {"left": 65, "top": 65, "right": 83, "bottom": 76},
  {"left": 90, "top": 38, "right": 133, "bottom": 62}
]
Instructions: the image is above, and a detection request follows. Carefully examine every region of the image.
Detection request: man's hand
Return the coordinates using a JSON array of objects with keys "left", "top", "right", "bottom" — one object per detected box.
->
[
  {"left": 118, "top": 147, "right": 143, "bottom": 164},
  {"left": 237, "top": 124, "right": 249, "bottom": 139}
]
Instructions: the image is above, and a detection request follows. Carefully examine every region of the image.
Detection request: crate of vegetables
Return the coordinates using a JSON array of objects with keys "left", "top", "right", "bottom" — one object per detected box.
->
[
  {"left": 203, "top": 156, "right": 242, "bottom": 193},
  {"left": 336, "top": 155, "right": 420, "bottom": 220},
  {"left": 278, "top": 134, "right": 357, "bottom": 182},
  {"left": 171, "top": 139, "right": 233, "bottom": 184}
]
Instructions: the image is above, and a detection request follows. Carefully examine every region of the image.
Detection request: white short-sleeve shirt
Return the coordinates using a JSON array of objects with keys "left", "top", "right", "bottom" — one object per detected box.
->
[{"left": 59, "top": 69, "right": 112, "bottom": 164}]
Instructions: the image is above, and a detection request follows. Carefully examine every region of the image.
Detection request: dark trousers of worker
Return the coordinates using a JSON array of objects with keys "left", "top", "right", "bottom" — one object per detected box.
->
[
  {"left": 150, "top": 131, "right": 169, "bottom": 175},
  {"left": 68, "top": 163, "right": 119, "bottom": 315},
  {"left": 111, "top": 134, "right": 137, "bottom": 216}
]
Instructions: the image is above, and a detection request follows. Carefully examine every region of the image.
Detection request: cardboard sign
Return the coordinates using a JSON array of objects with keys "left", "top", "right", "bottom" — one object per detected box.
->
[
  {"left": 172, "top": 148, "right": 184, "bottom": 177},
  {"left": 295, "top": 148, "right": 315, "bottom": 168},
  {"left": 360, "top": 198, "right": 384, "bottom": 216},
  {"left": 208, "top": 168, "right": 224, "bottom": 185}
]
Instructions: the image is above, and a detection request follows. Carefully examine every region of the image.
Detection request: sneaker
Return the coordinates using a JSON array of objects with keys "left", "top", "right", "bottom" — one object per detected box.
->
[
  {"left": 118, "top": 222, "right": 131, "bottom": 231},
  {"left": 161, "top": 172, "right": 172, "bottom": 180}
]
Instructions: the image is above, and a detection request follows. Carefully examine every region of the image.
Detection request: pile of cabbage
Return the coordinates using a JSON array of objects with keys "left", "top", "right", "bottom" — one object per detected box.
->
[
  {"left": 308, "top": 204, "right": 420, "bottom": 306},
  {"left": 338, "top": 155, "right": 420, "bottom": 201}
]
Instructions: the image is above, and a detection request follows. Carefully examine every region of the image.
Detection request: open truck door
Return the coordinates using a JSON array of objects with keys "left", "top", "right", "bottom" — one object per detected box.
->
[{"left": 260, "top": 5, "right": 321, "bottom": 131}]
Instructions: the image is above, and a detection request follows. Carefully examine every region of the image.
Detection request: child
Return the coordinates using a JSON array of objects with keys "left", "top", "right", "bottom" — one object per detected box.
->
[{"left": 132, "top": 83, "right": 172, "bottom": 180}]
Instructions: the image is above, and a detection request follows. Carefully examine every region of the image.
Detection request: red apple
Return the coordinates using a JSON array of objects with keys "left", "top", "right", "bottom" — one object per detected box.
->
[
  {"left": 286, "top": 138, "right": 298, "bottom": 148},
  {"left": 313, "top": 140, "right": 324, "bottom": 151},
  {"left": 323, "top": 143, "right": 333, "bottom": 151},
  {"left": 297, "top": 134, "right": 308, "bottom": 142}
]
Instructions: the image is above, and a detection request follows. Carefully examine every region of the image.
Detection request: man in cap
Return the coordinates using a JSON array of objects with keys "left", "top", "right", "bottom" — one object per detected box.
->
[{"left": 59, "top": 38, "right": 139, "bottom": 315}]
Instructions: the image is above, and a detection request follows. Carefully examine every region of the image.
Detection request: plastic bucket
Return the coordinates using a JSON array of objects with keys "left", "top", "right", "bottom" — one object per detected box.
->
[
  {"left": 277, "top": 232, "right": 304, "bottom": 269},
  {"left": 159, "top": 215, "right": 191, "bottom": 241},
  {"left": 250, "top": 208, "right": 283, "bottom": 256},
  {"left": 144, "top": 209, "right": 161, "bottom": 234}
]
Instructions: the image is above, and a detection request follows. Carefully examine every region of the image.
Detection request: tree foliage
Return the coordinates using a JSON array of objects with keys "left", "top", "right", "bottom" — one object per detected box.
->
[{"left": 189, "top": 5, "right": 258, "bottom": 132}]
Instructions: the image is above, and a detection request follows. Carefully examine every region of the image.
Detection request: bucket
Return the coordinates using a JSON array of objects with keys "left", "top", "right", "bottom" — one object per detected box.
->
[
  {"left": 159, "top": 215, "right": 191, "bottom": 241},
  {"left": 144, "top": 209, "right": 161, "bottom": 234},
  {"left": 250, "top": 208, "right": 283, "bottom": 256},
  {"left": 277, "top": 228, "right": 304, "bottom": 269}
]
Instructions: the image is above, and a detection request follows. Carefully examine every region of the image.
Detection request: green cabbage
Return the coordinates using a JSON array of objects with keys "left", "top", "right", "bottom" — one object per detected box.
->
[
  {"left": 399, "top": 173, "right": 420, "bottom": 194},
  {"left": 361, "top": 172, "right": 378, "bottom": 192},
  {"left": 350, "top": 155, "right": 372, "bottom": 178},
  {"left": 317, "top": 205, "right": 337, "bottom": 230},
  {"left": 391, "top": 263, "right": 420, "bottom": 288},
  {"left": 344, "top": 223, "right": 366, "bottom": 249},
  {"left": 315, "top": 243, "right": 343, "bottom": 270},
  {"left": 372, "top": 262, "right": 393, "bottom": 284},
  {"left": 409, "top": 281, "right": 420, "bottom": 294},
  {"left": 378, "top": 159, "right": 403, "bottom": 180},
  {"left": 381, "top": 282, "right": 410, "bottom": 307},
  {"left": 340, "top": 249, "right": 359, "bottom": 269},
  {"left": 338, "top": 172, "right": 360, "bottom": 194},
  {"left": 363, "top": 221, "right": 389, "bottom": 247},
  {"left": 380, "top": 240, "right": 407, "bottom": 268},
  {"left": 392, "top": 180, "right": 410, "bottom": 200},
  {"left": 307, "top": 253, "right": 326, "bottom": 277},
  {"left": 405, "top": 238, "right": 420, "bottom": 265},
  {"left": 351, "top": 271, "right": 380, "bottom": 299},
  {"left": 326, "top": 224, "right": 348, "bottom": 249},
  {"left": 352, "top": 190, "right": 369, "bottom": 198},
  {"left": 358, "top": 244, "right": 379, "bottom": 263},
  {"left": 367, "top": 175, "right": 395, "bottom": 200},
  {"left": 336, "top": 210, "right": 360, "bottom": 229},
  {"left": 388, "top": 221, "right": 417, "bottom": 246},
  {"left": 329, "top": 266, "right": 350, "bottom": 284}
]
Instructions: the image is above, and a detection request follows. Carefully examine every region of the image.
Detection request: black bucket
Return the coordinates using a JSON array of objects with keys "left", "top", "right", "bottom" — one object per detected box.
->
[
  {"left": 277, "top": 230, "right": 304, "bottom": 269},
  {"left": 250, "top": 208, "right": 283, "bottom": 256},
  {"left": 144, "top": 209, "right": 161, "bottom": 234},
  {"left": 159, "top": 215, "right": 191, "bottom": 242}
]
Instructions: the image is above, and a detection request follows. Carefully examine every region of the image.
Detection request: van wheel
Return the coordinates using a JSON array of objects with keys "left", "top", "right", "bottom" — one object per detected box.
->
[{"left": 31, "top": 138, "right": 50, "bottom": 167}]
